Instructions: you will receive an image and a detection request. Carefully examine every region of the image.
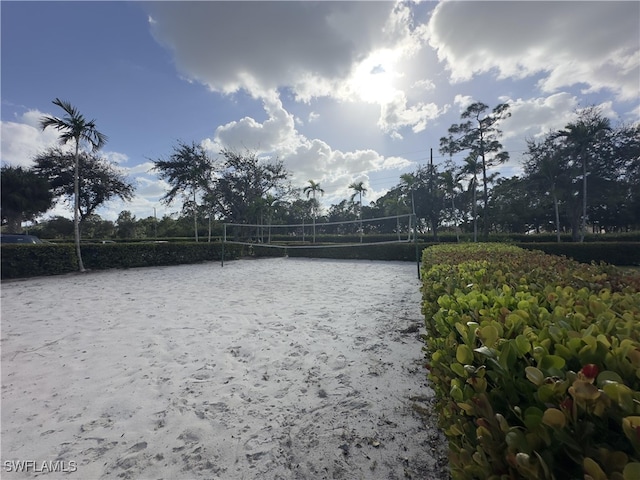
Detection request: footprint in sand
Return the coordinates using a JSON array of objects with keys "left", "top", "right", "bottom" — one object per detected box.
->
[
  {"left": 330, "top": 354, "right": 347, "bottom": 370},
  {"left": 79, "top": 440, "right": 119, "bottom": 464},
  {"left": 79, "top": 416, "right": 113, "bottom": 433}
]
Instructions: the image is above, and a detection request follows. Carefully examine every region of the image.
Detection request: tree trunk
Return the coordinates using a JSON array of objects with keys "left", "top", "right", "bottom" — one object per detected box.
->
[
  {"left": 193, "top": 189, "right": 199, "bottom": 242},
  {"left": 480, "top": 131, "right": 490, "bottom": 241},
  {"left": 5, "top": 215, "right": 22, "bottom": 234},
  {"left": 580, "top": 150, "right": 587, "bottom": 243},
  {"left": 312, "top": 192, "right": 316, "bottom": 243},
  {"left": 452, "top": 197, "right": 460, "bottom": 243},
  {"left": 359, "top": 193, "right": 363, "bottom": 243},
  {"left": 472, "top": 177, "right": 478, "bottom": 243},
  {"left": 552, "top": 191, "right": 561, "bottom": 243},
  {"left": 73, "top": 141, "right": 85, "bottom": 272}
]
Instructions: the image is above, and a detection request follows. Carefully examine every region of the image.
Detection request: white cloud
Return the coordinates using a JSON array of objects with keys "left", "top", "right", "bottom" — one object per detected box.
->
[
  {"left": 428, "top": 1, "right": 639, "bottom": 101},
  {"left": 144, "top": 1, "right": 443, "bottom": 137},
  {"left": 203, "top": 97, "right": 412, "bottom": 206},
  {"left": 0, "top": 110, "right": 61, "bottom": 167},
  {"left": 453, "top": 95, "right": 474, "bottom": 112},
  {"left": 378, "top": 92, "right": 443, "bottom": 134},
  {"left": 499, "top": 93, "right": 581, "bottom": 142},
  {"left": 146, "top": 2, "right": 394, "bottom": 99}
]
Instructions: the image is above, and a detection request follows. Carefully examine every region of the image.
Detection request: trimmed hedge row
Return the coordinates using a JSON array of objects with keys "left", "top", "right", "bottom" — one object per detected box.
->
[
  {"left": 1, "top": 242, "right": 242, "bottom": 279},
  {"left": 421, "top": 232, "right": 640, "bottom": 243},
  {"left": 517, "top": 242, "right": 640, "bottom": 266},
  {"left": 3, "top": 239, "right": 637, "bottom": 279},
  {"left": 248, "top": 241, "right": 640, "bottom": 266},
  {"left": 421, "top": 244, "right": 640, "bottom": 480}
]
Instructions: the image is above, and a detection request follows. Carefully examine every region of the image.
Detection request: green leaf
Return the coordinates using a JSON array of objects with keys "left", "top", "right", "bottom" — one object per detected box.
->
[
  {"left": 524, "top": 406, "right": 544, "bottom": 430},
  {"left": 451, "top": 362, "right": 467, "bottom": 378},
  {"left": 542, "top": 408, "right": 566, "bottom": 428},
  {"left": 525, "top": 366, "right": 544, "bottom": 386},
  {"left": 456, "top": 344, "right": 474, "bottom": 364},
  {"left": 480, "top": 325, "right": 499, "bottom": 347},
  {"left": 515, "top": 335, "right": 531, "bottom": 356},
  {"left": 597, "top": 370, "right": 623, "bottom": 386},
  {"left": 538, "top": 354, "right": 566, "bottom": 373},
  {"left": 583, "top": 457, "right": 607, "bottom": 480},
  {"left": 623, "top": 463, "right": 640, "bottom": 480}
]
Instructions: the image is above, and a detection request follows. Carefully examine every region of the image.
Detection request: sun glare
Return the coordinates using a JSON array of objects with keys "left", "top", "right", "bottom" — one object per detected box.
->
[{"left": 351, "top": 50, "right": 401, "bottom": 105}]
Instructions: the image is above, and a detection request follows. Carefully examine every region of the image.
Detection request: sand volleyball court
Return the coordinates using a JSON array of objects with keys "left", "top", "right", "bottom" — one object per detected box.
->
[{"left": 1, "top": 257, "right": 448, "bottom": 479}]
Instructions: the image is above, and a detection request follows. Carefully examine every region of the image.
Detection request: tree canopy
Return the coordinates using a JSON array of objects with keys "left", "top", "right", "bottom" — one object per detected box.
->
[
  {"left": 33, "top": 147, "right": 134, "bottom": 225},
  {"left": 1, "top": 165, "right": 53, "bottom": 233}
]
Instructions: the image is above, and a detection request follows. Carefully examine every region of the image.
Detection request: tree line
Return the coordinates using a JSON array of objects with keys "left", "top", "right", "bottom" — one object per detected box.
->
[{"left": 2, "top": 100, "right": 639, "bottom": 249}]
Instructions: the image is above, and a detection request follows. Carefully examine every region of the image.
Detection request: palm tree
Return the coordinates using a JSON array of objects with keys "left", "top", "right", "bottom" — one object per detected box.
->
[
  {"left": 303, "top": 179, "right": 324, "bottom": 243},
  {"left": 41, "top": 98, "right": 107, "bottom": 272},
  {"left": 349, "top": 181, "right": 367, "bottom": 242}
]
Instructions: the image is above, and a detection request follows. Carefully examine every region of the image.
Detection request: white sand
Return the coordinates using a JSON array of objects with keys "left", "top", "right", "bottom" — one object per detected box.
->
[{"left": 1, "top": 257, "right": 448, "bottom": 479}]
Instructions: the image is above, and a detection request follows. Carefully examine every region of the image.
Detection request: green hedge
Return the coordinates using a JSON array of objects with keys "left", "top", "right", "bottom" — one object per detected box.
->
[
  {"left": 424, "top": 232, "right": 640, "bottom": 243},
  {"left": 421, "top": 244, "right": 640, "bottom": 480},
  {"left": 1, "top": 244, "right": 78, "bottom": 278},
  {"left": 248, "top": 240, "right": 640, "bottom": 266},
  {"left": 4, "top": 239, "right": 636, "bottom": 279},
  {"left": 518, "top": 242, "right": 640, "bottom": 266},
  {"left": 1, "top": 242, "right": 242, "bottom": 279},
  {"left": 284, "top": 242, "right": 424, "bottom": 261}
]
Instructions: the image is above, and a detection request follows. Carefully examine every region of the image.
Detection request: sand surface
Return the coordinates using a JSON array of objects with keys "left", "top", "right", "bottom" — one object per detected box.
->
[{"left": 1, "top": 257, "right": 448, "bottom": 479}]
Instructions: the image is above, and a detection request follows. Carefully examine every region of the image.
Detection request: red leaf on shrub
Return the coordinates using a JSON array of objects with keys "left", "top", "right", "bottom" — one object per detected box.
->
[
  {"left": 580, "top": 364, "right": 599, "bottom": 380},
  {"left": 560, "top": 397, "right": 573, "bottom": 412}
]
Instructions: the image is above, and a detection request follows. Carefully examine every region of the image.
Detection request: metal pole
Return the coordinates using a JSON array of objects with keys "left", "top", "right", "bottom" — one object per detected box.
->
[
  {"left": 221, "top": 223, "right": 226, "bottom": 267},
  {"left": 414, "top": 213, "right": 420, "bottom": 280}
]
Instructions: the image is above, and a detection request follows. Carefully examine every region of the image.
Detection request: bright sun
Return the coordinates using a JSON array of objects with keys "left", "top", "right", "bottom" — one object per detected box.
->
[{"left": 351, "top": 50, "right": 401, "bottom": 105}]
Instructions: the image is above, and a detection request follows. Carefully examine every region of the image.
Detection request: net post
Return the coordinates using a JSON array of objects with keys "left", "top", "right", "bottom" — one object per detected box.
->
[
  {"left": 221, "top": 223, "right": 226, "bottom": 267},
  {"left": 413, "top": 213, "right": 420, "bottom": 280}
]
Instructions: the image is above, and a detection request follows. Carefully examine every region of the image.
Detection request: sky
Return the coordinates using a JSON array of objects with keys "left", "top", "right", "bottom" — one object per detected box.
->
[{"left": 1, "top": 0, "right": 639, "bottom": 223}]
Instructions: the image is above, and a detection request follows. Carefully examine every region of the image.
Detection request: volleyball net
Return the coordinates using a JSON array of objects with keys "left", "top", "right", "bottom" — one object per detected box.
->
[{"left": 222, "top": 213, "right": 415, "bottom": 249}]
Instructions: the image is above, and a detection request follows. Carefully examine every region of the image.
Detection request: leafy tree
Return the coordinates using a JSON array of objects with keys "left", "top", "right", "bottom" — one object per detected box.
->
[
  {"left": 35, "top": 215, "right": 74, "bottom": 239},
  {"left": 33, "top": 147, "right": 134, "bottom": 224},
  {"left": 82, "top": 214, "right": 115, "bottom": 239},
  {"left": 518, "top": 109, "right": 637, "bottom": 239},
  {"left": 1, "top": 165, "right": 53, "bottom": 232},
  {"left": 416, "top": 161, "right": 446, "bottom": 241},
  {"left": 524, "top": 135, "right": 573, "bottom": 241},
  {"left": 211, "top": 149, "right": 290, "bottom": 226},
  {"left": 460, "top": 156, "right": 482, "bottom": 242},
  {"left": 400, "top": 173, "right": 417, "bottom": 216},
  {"left": 303, "top": 179, "right": 324, "bottom": 242},
  {"left": 326, "top": 199, "right": 357, "bottom": 234},
  {"left": 611, "top": 123, "right": 640, "bottom": 230},
  {"left": 440, "top": 102, "right": 510, "bottom": 240},
  {"left": 116, "top": 210, "right": 140, "bottom": 239},
  {"left": 440, "top": 166, "right": 464, "bottom": 242},
  {"left": 489, "top": 176, "right": 540, "bottom": 233},
  {"left": 152, "top": 140, "right": 216, "bottom": 242},
  {"left": 40, "top": 98, "right": 107, "bottom": 271},
  {"left": 557, "top": 107, "right": 611, "bottom": 241}
]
